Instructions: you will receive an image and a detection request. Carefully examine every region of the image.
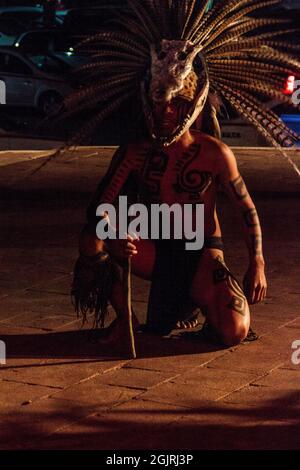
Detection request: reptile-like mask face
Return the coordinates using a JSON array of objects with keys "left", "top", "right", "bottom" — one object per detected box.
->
[{"left": 141, "top": 39, "right": 209, "bottom": 146}]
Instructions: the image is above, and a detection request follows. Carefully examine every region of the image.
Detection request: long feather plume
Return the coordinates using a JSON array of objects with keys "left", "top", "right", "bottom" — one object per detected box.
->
[{"left": 28, "top": 0, "right": 300, "bottom": 177}]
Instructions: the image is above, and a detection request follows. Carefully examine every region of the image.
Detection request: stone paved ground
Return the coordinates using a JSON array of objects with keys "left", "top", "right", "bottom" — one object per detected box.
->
[{"left": 0, "top": 147, "right": 300, "bottom": 450}]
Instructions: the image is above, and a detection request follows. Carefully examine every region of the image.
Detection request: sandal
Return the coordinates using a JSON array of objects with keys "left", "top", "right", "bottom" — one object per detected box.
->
[{"left": 175, "top": 311, "right": 201, "bottom": 329}]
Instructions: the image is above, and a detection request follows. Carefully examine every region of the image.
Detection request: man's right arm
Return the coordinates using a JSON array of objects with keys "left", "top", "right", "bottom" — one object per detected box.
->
[
  {"left": 80, "top": 145, "right": 133, "bottom": 256},
  {"left": 86, "top": 145, "right": 132, "bottom": 223}
]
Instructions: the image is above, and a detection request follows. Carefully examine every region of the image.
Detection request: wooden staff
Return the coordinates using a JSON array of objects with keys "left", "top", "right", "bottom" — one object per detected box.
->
[{"left": 123, "top": 257, "right": 136, "bottom": 359}]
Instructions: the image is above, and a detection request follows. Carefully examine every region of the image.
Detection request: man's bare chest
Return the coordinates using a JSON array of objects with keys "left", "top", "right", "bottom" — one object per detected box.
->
[{"left": 134, "top": 143, "right": 215, "bottom": 203}]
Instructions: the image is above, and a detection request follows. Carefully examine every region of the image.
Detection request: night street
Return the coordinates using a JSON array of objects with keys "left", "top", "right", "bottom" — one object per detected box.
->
[
  {"left": 0, "top": 147, "right": 299, "bottom": 450},
  {"left": 1, "top": 0, "right": 300, "bottom": 456}
]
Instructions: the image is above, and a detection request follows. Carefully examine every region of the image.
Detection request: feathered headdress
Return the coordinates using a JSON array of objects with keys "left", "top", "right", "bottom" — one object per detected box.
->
[{"left": 62, "top": 0, "right": 300, "bottom": 173}]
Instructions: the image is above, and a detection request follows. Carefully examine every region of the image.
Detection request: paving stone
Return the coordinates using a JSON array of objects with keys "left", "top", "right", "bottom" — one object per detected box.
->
[
  {"left": 95, "top": 367, "right": 177, "bottom": 390},
  {"left": 28, "top": 274, "right": 73, "bottom": 295},
  {"left": 207, "top": 343, "right": 289, "bottom": 374},
  {"left": 0, "top": 286, "right": 23, "bottom": 299},
  {"left": 1, "top": 311, "right": 78, "bottom": 331},
  {"left": 0, "top": 290, "right": 74, "bottom": 322},
  {"left": 0, "top": 270, "right": 67, "bottom": 291},
  {"left": 258, "top": 329, "right": 300, "bottom": 357},
  {"left": 246, "top": 420, "right": 300, "bottom": 450},
  {"left": 0, "top": 380, "right": 55, "bottom": 411},
  {"left": 102, "top": 397, "right": 188, "bottom": 424},
  {"left": 0, "top": 325, "right": 132, "bottom": 364},
  {"left": 252, "top": 367, "right": 300, "bottom": 389},
  {"left": 0, "top": 357, "right": 129, "bottom": 389},
  {"left": 173, "top": 366, "right": 259, "bottom": 392},
  {"left": 249, "top": 316, "right": 284, "bottom": 335},
  {"left": 1, "top": 249, "right": 73, "bottom": 275},
  {"left": 77, "top": 402, "right": 265, "bottom": 451},
  {"left": 251, "top": 302, "right": 300, "bottom": 322},
  {"left": 35, "top": 399, "right": 189, "bottom": 450},
  {"left": 125, "top": 351, "right": 227, "bottom": 373},
  {"left": 285, "top": 317, "right": 300, "bottom": 329},
  {"left": 281, "top": 362, "right": 300, "bottom": 372},
  {"left": 0, "top": 396, "right": 99, "bottom": 450},
  {"left": 125, "top": 335, "right": 228, "bottom": 372},
  {"left": 221, "top": 384, "right": 300, "bottom": 412},
  {"left": 48, "top": 379, "right": 140, "bottom": 408},
  {"left": 120, "top": 413, "right": 300, "bottom": 450},
  {"left": 140, "top": 380, "right": 229, "bottom": 407},
  {"left": 113, "top": 400, "right": 299, "bottom": 450}
]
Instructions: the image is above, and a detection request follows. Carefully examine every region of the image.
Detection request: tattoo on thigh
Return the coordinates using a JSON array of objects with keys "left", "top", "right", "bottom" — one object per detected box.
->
[
  {"left": 227, "top": 276, "right": 246, "bottom": 316},
  {"left": 213, "top": 257, "right": 246, "bottom": 316},
  {"left": 227, "top": 295, "right": 246, "bottom": 316},
  {"left": 244, "top": 209, "right": 259, "bottom": 228},
  {"left": 230, "top": 175, "right": 248, "bottom": 201},
  {"left": 227, "top": 274, "right": 245, "bottom": 298},
  {"left": 213, "top": 256, "right": 229, "bottom": 284},
  {"left": 213, "top": 267, "right": 229, "bottom": 284}
]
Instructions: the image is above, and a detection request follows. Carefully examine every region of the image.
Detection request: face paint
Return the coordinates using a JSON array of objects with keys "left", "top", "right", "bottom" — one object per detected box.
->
[{"left": 141, "top": 39, "right": 210, "bottom": 146}]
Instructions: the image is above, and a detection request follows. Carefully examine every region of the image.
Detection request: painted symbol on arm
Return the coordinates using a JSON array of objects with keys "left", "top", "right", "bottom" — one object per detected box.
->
[
  {"left": 251, "top": 234, "right": 263, "bottom": 256},
  {"left": 244, "top": 208, "right": 259, "bottom": 228},
  {"left": 230, "top": 175, "right": 248, "bottom": 200}
]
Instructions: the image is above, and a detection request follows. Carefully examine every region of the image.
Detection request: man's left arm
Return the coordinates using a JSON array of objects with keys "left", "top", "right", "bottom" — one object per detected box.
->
[{"left": 217, "top": 143, "right": 267, "bottom": 304}]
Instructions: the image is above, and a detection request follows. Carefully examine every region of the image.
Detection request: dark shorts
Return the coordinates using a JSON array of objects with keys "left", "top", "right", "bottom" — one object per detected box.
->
[{"left": 146, "top": 237, "right": 224, "bottom": 334}]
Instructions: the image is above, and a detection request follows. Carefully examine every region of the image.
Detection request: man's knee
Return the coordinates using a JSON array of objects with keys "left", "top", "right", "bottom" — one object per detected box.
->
[{"left": 220, "top": 321, "right": 249, "bottom": 347}]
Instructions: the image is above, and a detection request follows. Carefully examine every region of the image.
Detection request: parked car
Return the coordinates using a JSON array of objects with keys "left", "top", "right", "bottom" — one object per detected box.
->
[
  {"left": 0, "top": 6, "right": 63, "bottom": 29},
  {"left": 0, "top": 48, "right": 74, "bottom": 115},
  {"left": 0, "top": 6, "right": 63, "bottom": 46},
  {"left": 61, "top": 6, "right": 128, "bottom": 34},
  {"left": 0, "top": 17, "right": 24, "bottom": 46},
  {"left": 14, "top": 30, "right": 88, "bottom": 68},
  {"left": 56, "top": 0, "right": 124, "bottom": 17}
]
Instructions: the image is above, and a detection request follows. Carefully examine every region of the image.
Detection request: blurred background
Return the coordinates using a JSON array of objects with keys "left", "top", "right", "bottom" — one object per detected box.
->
[{"left": 0, "top": 0, "right": 299, "bottom": 148}]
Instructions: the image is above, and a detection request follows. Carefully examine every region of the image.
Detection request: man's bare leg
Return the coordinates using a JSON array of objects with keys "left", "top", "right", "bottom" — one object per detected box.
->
[
  {"left": 102, "top": 238, "right": 205, "bottom": 337},
  {"left": 79, "top": 228, "right": 224, "bottom": 343},
  {"left": 190, "top": 248, "right": 250, "bottom": 346}
]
